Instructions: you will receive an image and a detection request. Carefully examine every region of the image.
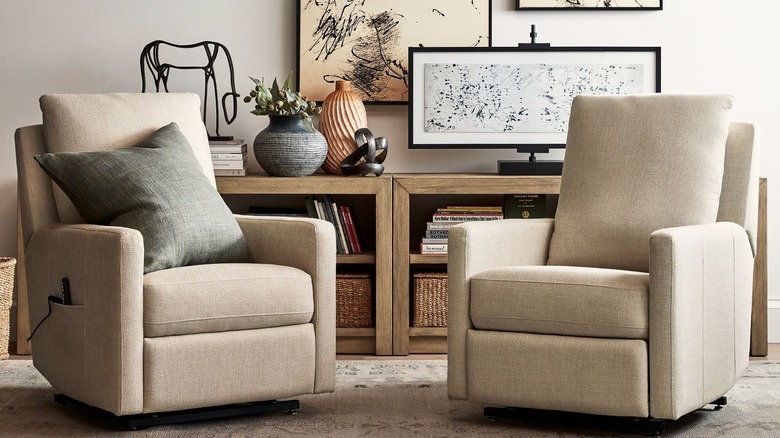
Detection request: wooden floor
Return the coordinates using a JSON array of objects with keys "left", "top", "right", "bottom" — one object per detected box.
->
[{"left": 7, "top": 343, "right": 779, "bottom": 361}]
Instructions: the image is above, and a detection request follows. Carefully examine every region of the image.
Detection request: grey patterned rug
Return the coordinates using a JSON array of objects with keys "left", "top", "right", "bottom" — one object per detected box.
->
[{"left": 1, "top": 359, "right": 779, "bottom": 437}]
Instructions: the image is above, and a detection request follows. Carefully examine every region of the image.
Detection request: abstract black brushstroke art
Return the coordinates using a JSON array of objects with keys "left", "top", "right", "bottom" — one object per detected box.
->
[
  {"left": 516, "top": 0, "right": 662, "bottom": 10},
  {"left": 408, "top": 46, "right": 661, "bottom": 150},
  {"left": 297, "top": 0, "right": 491, "bottom": 104}
]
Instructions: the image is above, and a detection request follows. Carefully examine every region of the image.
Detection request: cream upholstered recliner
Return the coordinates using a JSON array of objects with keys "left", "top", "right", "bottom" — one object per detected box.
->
[
  {"left": 447, "top": 94, "right": 759, "bottom": 432},
  {"left": 16, "top": 93, "right": 336, "bottom": 427}
]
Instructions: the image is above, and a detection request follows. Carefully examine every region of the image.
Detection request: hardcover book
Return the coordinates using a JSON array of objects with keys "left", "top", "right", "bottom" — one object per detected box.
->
[{"left": 504, "top": 194, "right": 547, "bottom": 219}]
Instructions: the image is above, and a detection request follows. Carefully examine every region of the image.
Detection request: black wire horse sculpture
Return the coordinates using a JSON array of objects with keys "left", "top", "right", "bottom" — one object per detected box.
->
[{"left": 141, "top": 40, "right": 239, "bottom": 140}]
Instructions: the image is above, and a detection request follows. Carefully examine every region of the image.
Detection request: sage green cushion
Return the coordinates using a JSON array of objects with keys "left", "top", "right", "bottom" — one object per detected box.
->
[
  {"left": 34, "top": 122, "right": 252, "bottom": 273},
  {"left": 547, "top": 94, "right": 734, "bottom": 272}
]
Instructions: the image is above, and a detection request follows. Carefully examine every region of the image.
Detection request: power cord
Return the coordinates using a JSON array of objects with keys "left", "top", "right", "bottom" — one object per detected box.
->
[{"left": 26, "top": 295, "right": 62, "bottom": 342}]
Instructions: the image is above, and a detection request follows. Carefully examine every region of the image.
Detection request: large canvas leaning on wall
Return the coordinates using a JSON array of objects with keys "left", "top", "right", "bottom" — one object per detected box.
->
[
  {"left": 516, "top": 0, "right": 662, "bottom": 10},
  {"left": 297, "top": 0, "right": 491, "bottom": 104}
]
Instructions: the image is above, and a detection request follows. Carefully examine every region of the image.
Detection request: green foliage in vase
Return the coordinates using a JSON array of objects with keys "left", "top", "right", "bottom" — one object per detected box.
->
[{"left": 243, "top": 71, "right": 322, "bottom": 131}]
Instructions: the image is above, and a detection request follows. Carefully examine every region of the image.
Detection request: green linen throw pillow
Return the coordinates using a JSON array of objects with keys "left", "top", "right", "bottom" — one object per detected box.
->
[{"left": 34, "top": 122, "right": 252, "bottom": 273}]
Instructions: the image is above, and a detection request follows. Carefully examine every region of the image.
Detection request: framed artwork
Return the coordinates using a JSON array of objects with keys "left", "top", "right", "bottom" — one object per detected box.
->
[
  {"left": 297, "top": 0, "right": 492, "bottom": 104},
  {"left": 408, "top": 46, "right": 661, "bottom": 150},
  {"left": 516, "top": 0, "right": 662, "bottom": 10}
]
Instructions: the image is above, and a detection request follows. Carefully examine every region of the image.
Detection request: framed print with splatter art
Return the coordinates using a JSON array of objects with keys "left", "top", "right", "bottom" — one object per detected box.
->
[
  {"left": 408, "top": 46, "right": 660, "bottom": 150},
  {"left": 516, "top": 0, "right": 662, "bottom": 10},
  {"left": 297, "top": 0, "right": 492, "bottom": 104}
]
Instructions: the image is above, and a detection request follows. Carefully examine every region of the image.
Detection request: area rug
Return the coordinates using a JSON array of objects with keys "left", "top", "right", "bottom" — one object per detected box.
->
[{"left": 1, "top": 359, "right": 779, "bottom": 437}]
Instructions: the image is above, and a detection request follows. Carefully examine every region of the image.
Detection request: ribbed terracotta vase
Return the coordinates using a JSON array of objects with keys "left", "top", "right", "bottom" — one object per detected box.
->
[{"left": 319, "top": 81, "right": 368, "bottom": 175}]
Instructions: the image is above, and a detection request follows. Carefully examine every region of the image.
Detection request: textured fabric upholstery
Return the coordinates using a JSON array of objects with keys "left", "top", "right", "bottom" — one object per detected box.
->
[
  {"left": 17, "top": 93, "right": 337, "bottom": 417},
  {"left": 143, "top": 263, "right": 313, "bottom": 337},
  {"left": 548, "top": 94, "right": 734, "bottom": 272},
  {"left": 470, "top": 265, "right": 648, "bottom": 339},
  {"left": 467, "top": 330, "right": 649, "bottom": 417},
  {"left": 447, "top": 94, "right": 758, "bottom": 423}
]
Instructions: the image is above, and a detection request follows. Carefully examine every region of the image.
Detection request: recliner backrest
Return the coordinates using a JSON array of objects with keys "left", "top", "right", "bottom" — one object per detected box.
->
[
  {"left": 33, "top": 93, "right": 213, "bottom": 224},
  {"left": 547, "top": 94, "right": 753, "bottom": 272}
]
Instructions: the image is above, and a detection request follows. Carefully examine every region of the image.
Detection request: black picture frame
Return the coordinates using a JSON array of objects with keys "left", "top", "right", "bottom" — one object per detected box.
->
[
  {"left": 296, "top": 0, "right": 492, "bottom": 105},
  {"left": 516, "top": 0, "right": 662, "bottom": 10},
  {"left": 408, "top": 46, "right": 661, "bottom": 150}
]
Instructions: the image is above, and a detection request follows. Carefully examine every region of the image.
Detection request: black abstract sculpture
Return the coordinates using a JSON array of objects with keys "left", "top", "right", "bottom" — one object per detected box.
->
[
  {"left": 141, "top": 40, "right": 239, "bottom": 140},
  {"left": 340, "top": 128, "right": 388, "bottom": 176}
]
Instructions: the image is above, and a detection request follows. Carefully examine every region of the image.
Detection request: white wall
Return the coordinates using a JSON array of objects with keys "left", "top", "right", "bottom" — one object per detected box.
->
[{"left": 1, "top": 0, "right": 777, "bottom": 339}]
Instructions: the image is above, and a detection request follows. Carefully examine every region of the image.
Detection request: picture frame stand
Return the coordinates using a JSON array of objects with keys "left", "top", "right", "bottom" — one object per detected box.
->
[
  {"left": 498, "top": 150, "right": 563, "bottom": 175},
  {"left": 517, "top": 24, "right": 551, "bottom": 48}
]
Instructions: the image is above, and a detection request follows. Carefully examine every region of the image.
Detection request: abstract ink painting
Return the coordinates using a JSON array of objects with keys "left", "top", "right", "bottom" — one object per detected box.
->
[
  {"left": 516, "top": 0, "right": 662, "bottom": 10},
  {"left": 297, "top": 0, "right": 491, "bottom": 104},
  {"left": 423, "top": 63, "right": 644, "bottom": 134},
  {"left": 407, "top": 46, "right": 661, "bottom": 149}
]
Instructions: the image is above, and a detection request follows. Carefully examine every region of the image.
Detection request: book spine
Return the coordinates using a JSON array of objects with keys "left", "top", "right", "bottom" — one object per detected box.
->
[
  {"left": 211, "top": 152, "right": 247, "bottom": 161},
  {"left": 213, "top": 168, "right": 247, "bottom": 176},
  {"left": 346, "top": 205, "right": 363, "bottom": 254},
  {"left": 421, "top": 237, "right": 448, "bottom": 244},
  {"left": 322, "top": 196, "right": 344, "bottom": 254},
  {"left": 332, "top": 200, "right": 351, "bottom": 254},
  {"left": 425, "top": 230, "right": 449, "bottom": 238},
  {"left": 304, "top": 196, "right": 318, "bottom": 219},
  {"left": 340, "top": 206, "right": 357, "bottom": 254},
  {"left": 426, "top": 221, "right": 461, "bottom": 230},
  {"left": 420, "top": 243, "right": 448, "bottom": 254},
  {"left": 211, "top": 161, "right": 246, "bottom": 169},
  {"left": 209, "top": 144, "right": 247, "bottom": 153},
  {"left": 431, "top": 214, "right": 503, "bottom": 222}
]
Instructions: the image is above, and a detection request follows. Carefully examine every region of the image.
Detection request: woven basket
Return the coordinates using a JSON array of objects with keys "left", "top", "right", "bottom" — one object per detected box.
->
[
  {"left": 412, "top": 272, "right": 448, "bottom": 327},
  {"left": 336, "top": 273, "right": 373, "bottom": 328},
  {"left": 0, "top": 257, "right": 17, "bottom": 360}
]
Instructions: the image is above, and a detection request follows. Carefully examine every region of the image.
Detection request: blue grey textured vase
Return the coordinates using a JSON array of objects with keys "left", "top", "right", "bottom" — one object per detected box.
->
[{"left": 253, "top": 115, "right": 328, "bottom": 177}]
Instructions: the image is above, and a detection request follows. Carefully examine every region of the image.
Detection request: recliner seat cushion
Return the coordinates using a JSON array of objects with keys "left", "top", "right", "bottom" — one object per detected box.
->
[
  {"left": 548, "top": 94, "right": 734, "bottom": 272},
  {"left": 470, "top": 265, "right": 649, "bottom": 339},
  {"left": 143, "top": 263, "right": 314, "bottom": 337}
]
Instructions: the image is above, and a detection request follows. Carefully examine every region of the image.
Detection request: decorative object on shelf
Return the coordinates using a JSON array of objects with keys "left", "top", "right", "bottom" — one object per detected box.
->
[
  {"left": 0, "top": 257, "right": 17, "bottom": 360},
  {"left": 140, "top": 40, "right": 239, "bottom": 140},
  {"left": 407, "top": 46, "right": 661, "bottom": 175},
  {"left": 336, "top": 273, "right": 373, "bottom": 328},
  {"left": 319, "top": 81, "right": 368, "bottom": 175},
  {"left": 412, "top": 272, "right": 448, "bottom": 327},
  {"left": 516, "top": 0, "right": 662, "bottom": 9},
  {"left": 297, "top": 0, "right": 492, "bottom": 104},
  {"left": 244, "top": 73, "right": 326, "bottom": 176},
  {"left": 340, "top": 128, "right": 388, "bottom": 177}
]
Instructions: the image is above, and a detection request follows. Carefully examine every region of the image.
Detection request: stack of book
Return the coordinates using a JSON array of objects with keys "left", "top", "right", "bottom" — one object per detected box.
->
[
  {"left": 209, "top": 139, "right": 248, "bottom": 176},
  {"left": 305, "top": 195, "right": 363, "bottom": 255},
  {"left": 420, "top": 205, "right": 504, "bottom": 255}
]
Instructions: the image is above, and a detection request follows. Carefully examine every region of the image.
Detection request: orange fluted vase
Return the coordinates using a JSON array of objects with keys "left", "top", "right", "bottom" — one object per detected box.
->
[{"left": 319, "top": 81, "right": 367, "bottom": 175}]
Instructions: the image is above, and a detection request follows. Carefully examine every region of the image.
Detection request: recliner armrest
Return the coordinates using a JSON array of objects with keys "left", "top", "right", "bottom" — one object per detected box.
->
[
  {"left": 235, "top": 214, "right": 336, "bottom": 393},
  {"left": 649, "top": 221, "right": 753, "bottom": 420},
  {"left": 447, "top": 218, "right": 555, "bottom": 400},
  {"left": 25, "top": 223, "right": 145, "bottom": 415}
]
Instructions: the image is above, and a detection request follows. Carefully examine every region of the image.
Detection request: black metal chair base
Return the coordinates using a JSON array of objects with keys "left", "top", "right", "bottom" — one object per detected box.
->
[{"left": 54, "top": 394, "right": 299, "bottom": 430}]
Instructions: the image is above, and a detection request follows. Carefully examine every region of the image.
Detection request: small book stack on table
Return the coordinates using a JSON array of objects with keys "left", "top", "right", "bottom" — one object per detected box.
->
[{"left": 209, "top": 139, "right": 248, "bottom": 176}]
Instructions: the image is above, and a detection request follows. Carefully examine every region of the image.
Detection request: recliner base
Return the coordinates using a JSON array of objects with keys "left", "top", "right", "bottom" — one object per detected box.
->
[{"left": 54, "top": 394, "right": 299, "bottom": 430}]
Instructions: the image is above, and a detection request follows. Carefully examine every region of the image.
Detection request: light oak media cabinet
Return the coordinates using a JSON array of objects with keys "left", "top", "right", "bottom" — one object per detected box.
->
[{"left": 16, "top": 174, "right": 767, "bottom": 357}]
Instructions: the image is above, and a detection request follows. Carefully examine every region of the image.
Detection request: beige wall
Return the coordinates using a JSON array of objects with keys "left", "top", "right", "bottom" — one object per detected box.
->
[{"left": 1, "top": 0, "right": 778, "bottom": 339}]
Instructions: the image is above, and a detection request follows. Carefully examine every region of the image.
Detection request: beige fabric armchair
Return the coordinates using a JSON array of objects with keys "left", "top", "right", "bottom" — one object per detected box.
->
[
  {"left": 16, "top": 93, "right": 336, "bottom": 426},
  {"left": 448, "top": 94, "right": 759, "bottom": 431}
]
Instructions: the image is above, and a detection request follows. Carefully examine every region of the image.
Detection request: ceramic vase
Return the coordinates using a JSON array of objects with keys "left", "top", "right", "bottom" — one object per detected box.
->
[
  {"left": 253, "top": 115, "right": 327, "bottom": 177},
  {"left": 319, "top": 81, "right": 368, "bottom": 175}
]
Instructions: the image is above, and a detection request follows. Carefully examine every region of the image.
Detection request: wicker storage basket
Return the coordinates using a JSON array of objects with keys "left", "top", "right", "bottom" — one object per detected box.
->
[
  {"left": 412, "top": 272, "right": 448, "bottom": 327},
  {"left": 0, "top": 257, "right": 17, "bottom": 360},
  {"left": 336, "top": 273, "right": 373, "bottom": 328}
]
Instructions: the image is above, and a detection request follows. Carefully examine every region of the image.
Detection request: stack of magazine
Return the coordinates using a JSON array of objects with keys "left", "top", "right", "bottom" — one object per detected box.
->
[
  {"left": 209, "top": 139, "right": 248, "bottom": 176},
  {"left": 420, "top": 205, "right": 503, "bottom": 255}
]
